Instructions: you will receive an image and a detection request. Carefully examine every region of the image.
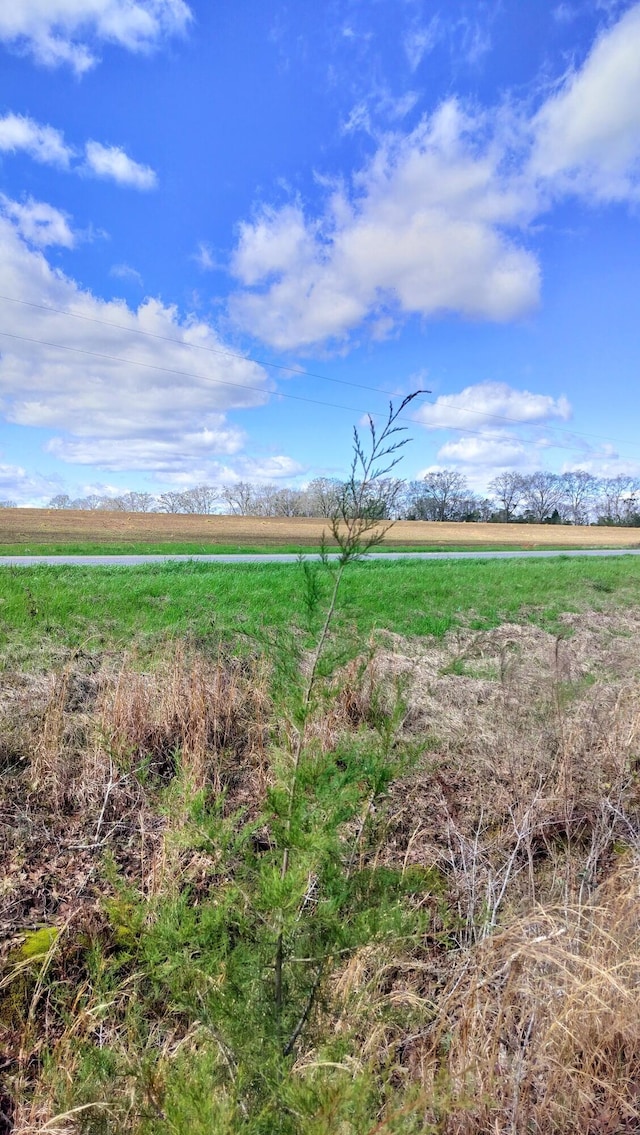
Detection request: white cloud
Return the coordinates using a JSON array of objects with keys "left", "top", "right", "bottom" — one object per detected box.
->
[
  {"left": 415, "top": 381, "right": 571, "bottom": 431},
  {"left": 0, "top": 111, "right": 158, "bottom": 191},
  {"left": 416, "top": 431, "right": 549, "bottom": 492},
  {"left": 110, "top": 262, "right": 144, "bottom": 285},
  {"left": 411, "top": 381, "right": 575, "bottom": 489},
  {"left": 342, "top": 89, "right": 419, "bottom": 136},
  {"left": 193, "top": 242, "right": 218, "bottom": 271},
  {"left": 84, "top": 141, "right": 157, "bottom": 189},
  {"left": 230, "top": 100, "right": 540, "bottom": 351},
  {"left": 0, "top": 0, "right": 192, "bottom": 75},
  {"left": 0, "top": 460, "right": 63, "bottom": 506},
  {"left": 0, "top": 112, "right": 72, "bottom": 167},
  {"left": 242, "top": 456, "right": 305, "bottom": 480},
  {"left": 552, "top": 4, "right": 578, "bottom": 23},
  {"left": 562, "top": 447, "right": 640, "bottom": 479},
  {"left": 531, "top": 2, "right": 640, "bottom": 201},
  {"left": 0, "top": 195, "right": 76, "bottom": 248},
  {"left": 47, "top": 425, "right": 245, "bottom": 472},
  {"left": 404, "top": 18, "right": 441, "bottom": 71},
  {"left": 433, "top": 434, "right": 530, "bottom": 468},
  {"left": 156, "top": 454, "right": 306, "bottom": 487},
  {"left": 0, "top": 204, "right": 274, "bottom": 476},
  {"left": 228, "top": 6, "right": 640, "bottom": 354}
]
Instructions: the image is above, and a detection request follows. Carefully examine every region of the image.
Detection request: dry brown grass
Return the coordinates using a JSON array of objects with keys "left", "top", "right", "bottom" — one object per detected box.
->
[
  {"left": 414, "top": 860, "right": 640, "bottom": 1134},
  {"left": 0, "top": 648, "right": 271, "bottom": 949},
  {"left": 4, "top": 612, "right": 640, "bottom": 1132},
  {"left": 310, "top": 612, "right": 640, "bottom": 1131},
  {"left": 2, "top": 507, "right": 640, "bottom": 548}
]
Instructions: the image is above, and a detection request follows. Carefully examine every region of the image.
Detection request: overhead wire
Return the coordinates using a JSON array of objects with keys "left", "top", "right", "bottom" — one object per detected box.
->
[
  {"left": 0, "top": 292, "right": 633, "bottom": 455},
  {"left": 0, "top": 326, "right": 626, "bottom": 464}
]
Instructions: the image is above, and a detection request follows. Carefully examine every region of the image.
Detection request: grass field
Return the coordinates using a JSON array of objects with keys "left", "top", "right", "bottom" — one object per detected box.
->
[
  {"left": 2, "top": 555, "right": 640, "bottom": 663},
  {"left": 2, "top": 506, "right": 640, "bottom": 553},
  {"left": 3, "top": 555, "right": 640, "bottom": 1133}
]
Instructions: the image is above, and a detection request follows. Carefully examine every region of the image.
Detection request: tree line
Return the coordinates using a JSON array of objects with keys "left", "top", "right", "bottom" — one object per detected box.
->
[{"left": 23, "top": 470, "right": 639, "bottom": 526}]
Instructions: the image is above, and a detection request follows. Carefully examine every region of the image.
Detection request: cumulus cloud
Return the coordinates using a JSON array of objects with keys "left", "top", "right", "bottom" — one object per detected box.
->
[
  {"left": 0, "top": 460, "right": 63, "bottom": 506},
  {"left": 230, "top": 101, "right": 540, "bottom": 351},
  {"left": 416, "top": 430, "right": 552, "bottom": 491},
  {"left": 228, "top": 5, "right": 640, "bottom": 354},
  {"left": 84, "top": 141, "right": 157, "bottom": 189},
  {"left": 415, "top": 381, "right": 571, "bottom": 431},
  {"left": 0, "top": 0, "right": 192, "bottom": 75},
  {"left": 0, "top": 195, "right": 76, "bottom": 248},
  {"left": 0, "top": 112, "right": 158, "bottom": 190},
  {"left": 411, "top": 381, "right": 574, "bottom": 488},
  {"left": 562, "top": 448, "right": 640, "bottom": 479},
  {"left": 0, "top": 204, "right": 274, "bottom": 476},
  {"left": 433, "top": 434, "right": 530, "bottom": 467},
  {"left": 154, "top": 454, "right": 306, "bottom": 488},
  {"left": 531, "top": 2, "right": 640, "bottom": 201},
  {"left": 0, "top": 112, "right": 72, "bottom": 167}
]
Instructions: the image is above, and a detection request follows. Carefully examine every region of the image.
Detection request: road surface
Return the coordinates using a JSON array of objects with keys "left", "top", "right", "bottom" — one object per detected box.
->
[{"left": 1, "top": 549, "right": 640, "bottom": 567}]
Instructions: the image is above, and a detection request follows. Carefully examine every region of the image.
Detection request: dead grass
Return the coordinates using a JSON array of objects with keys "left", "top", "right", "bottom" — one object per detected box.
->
[
  {"left": 3, "top": 610, "right": 640, "bottom": 1131},
  {"left": 2, "top": 507, "right": 640, "bottom": 548},
  {"left": 416, "top": 860, "right": 640, "bottom": 1133},
  {"left": 0, "top": 648, "right": 271, "bottom": 950}
]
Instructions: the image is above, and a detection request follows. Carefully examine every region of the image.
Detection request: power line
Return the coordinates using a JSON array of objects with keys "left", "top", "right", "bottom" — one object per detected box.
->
[
  {"left": 0, "top": 327, "right": 628, "bottom": 463},
  {"left": 0, "top": 291, "right": 634, "bottom": 455},
  {"left": 0, "top": 293, "right": 407, "bottom": 400}
]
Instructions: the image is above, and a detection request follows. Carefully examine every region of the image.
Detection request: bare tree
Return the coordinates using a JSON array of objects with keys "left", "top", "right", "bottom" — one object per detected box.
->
[
  {"left": 304, "top": 477, "right": 343, "bottom": 518},
  {"left": 187, "top": 484, "right": 219, "bottom": 514},
  {"left": 559, "top": 471, "right": 598, "bottom": 525},
  {"left": 488, "top": 471, "right": 525, "bottom": 522},
  {"left": 122, "top": 491, "right": 156, "bottom": 513},
  {"left": 271, "top": 488, "right": 306, "bottom": 517},
  {"left": 408, "top": 470, "right": 470, "bottom": 521},
  {"left": 48, "top": 494, "right": 72, "bottom": 509},
  {"left": 597, "top": 475, "right": 640, "bottom": 525},
  {"left": 70, "top": 494, "right": 103, "bottom": 510},
  {"left": 221, "top": 481, "right": 255, "bottom": 516},
  {"left": 157, "top": 491, "right": 188, "bottom": 514},
  {"left": 520, "top": 472, "right": 563, "bottom": 523}
]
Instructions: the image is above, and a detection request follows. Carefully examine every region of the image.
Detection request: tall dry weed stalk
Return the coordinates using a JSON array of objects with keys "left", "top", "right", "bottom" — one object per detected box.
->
[
  {"left": 103, "top": 648, "right": 270, "bottom": 796},
  {"left": 415, "top": 858, "right": 640, "bottom": 1133}
]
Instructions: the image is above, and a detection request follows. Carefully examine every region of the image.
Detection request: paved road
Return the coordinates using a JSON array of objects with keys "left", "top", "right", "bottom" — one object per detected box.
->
[{"left": 1, "top": 548, "right": 640, "bottom": 566}]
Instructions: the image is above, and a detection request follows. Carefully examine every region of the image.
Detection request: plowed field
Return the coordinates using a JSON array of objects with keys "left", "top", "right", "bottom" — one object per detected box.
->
[{"left": 1, "top": 507, "right": 639, "bottom": 548}]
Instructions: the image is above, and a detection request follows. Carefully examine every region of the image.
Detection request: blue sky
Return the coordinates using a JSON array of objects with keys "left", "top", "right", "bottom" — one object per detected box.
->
[{"left": 0, "top": 0, "right": 639, "bottom": 504}]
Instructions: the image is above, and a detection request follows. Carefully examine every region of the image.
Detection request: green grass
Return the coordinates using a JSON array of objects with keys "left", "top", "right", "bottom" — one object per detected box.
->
[
  {"left": 2, "top": 555, "right": 640, "bottom": 665},
  {"left": 0, "top": 539, "right": 617, "bottom": 556}
]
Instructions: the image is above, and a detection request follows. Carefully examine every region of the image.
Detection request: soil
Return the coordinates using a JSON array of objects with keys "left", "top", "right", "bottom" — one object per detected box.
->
[{"left": 1, "top": 508, "right": 639, "bottom": 548}]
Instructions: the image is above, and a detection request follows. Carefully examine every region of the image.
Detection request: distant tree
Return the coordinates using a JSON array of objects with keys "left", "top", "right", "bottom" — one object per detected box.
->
[
  {"left": 488, "top": 471, "right": 525, "bottom": 522},
  {"left": 407, "top": 470, "right": 470, "bottom": 521},
  {"left": 597, "top": 475, "right": 639, "bottom": 525},
  {"left": 98, "top": 496, "right": 127, "bottom": 511},
  {"left": 304, "top": 477, "right": 343, "bottom": 518},
  {"left": 474, "top": 497, "right": 495, "bottom": 522},
  {"left": 221, "top": 481, "right": 256, "bottom": 516},
  {"left": 122, "top": 491, "right": 156, "bottom": 513},
  {"left": 48, "top": 494, "right": 72, "bottom": 509},
  {"left": 157, "top": 491, "right": 188, "bottom": 514},
  {"left": 70, "top": 494, "right": 103, "bottom": 510},
  {"left": 167, "top": 484, "right": 220, "bottom": 514},
  {"left": 0, "top": 498, "right": 16, "bottom": 509},
  {"left": 520, "top": 472, "right": 563, "bottom": 523},
  {"left": 558, "top": 471, "right": 598, "bottom": 525},
  {"left": 271, "top": 487, "right": 306, "bottom": 517}
]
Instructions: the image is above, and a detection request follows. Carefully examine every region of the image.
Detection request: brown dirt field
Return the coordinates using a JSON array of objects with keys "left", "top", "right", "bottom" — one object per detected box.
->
[{"left": 1, "top": 507, "right": 640, "bottom": 548}]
